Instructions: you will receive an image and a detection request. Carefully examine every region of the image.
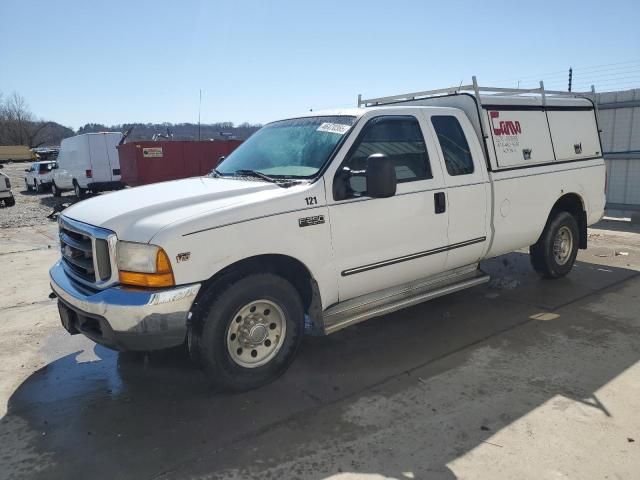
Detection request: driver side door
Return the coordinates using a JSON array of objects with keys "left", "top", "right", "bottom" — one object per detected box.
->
[{"left": 327, "top": 113, "right": 450, "bottom": 302}]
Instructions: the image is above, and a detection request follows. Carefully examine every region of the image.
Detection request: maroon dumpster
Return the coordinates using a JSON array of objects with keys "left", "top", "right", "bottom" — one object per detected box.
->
[{"left": 117, "top": 140, "right": 242, "bottom": 187}]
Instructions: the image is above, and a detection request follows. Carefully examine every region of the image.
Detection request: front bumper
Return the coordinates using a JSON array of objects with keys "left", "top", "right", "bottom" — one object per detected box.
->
[{"left": 50, "top": 260, "right": 201, "bottom": 351}]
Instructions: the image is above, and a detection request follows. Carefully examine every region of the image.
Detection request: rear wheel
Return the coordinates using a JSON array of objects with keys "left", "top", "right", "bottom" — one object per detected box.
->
[
  {"left": 189, "top": 273, "right": 304, "bottom": 391},
  {"left": 4, "top": 196, "right": 15, "bottom": 207},
  {"left": 74, "top": 181, "right": 85, "bottom": 199},
  {"left": 530, "top": 211, "right": 579, "bottom": 279}
]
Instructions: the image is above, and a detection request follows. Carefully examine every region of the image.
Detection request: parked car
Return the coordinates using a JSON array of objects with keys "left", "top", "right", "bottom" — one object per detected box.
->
[
  {"left": 52, "top": 132, "right": 123, "bottom": 198},
  {"left": 0, "top": 165, "right": 15, "bottom": 207},
  {"left": 24, "top": 160, "right": 57, "bottom": 193},
  {"left": 49, "top": 79, "right": 605, "bottom": 391}
]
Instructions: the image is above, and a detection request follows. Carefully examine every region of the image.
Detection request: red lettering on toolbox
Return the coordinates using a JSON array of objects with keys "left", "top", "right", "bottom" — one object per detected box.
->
[{"left": 490, "top": 111, "right": 521, "bottom": 136}]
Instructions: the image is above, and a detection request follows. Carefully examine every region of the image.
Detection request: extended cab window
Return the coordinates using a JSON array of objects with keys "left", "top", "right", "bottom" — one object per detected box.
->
[
  {"left": 342, "top": 116, "right": 432, "bottom": 194},
  {"left": 431, "top": 116, "right": 474, "bottom": 176}
]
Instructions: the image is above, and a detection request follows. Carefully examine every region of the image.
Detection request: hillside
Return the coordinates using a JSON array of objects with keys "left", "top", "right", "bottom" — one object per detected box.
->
[{"left": 77, "top": 122, "right": 261, "bottom": 142}]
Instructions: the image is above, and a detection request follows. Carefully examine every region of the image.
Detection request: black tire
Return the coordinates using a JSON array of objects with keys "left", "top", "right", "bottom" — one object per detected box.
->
[
  {"left": 51, "top": 182, "right": 61, "bottom": 197},
  {"left": 25, "top": 179, "right": 31, "bottom": 192},
  {"left": 190, "top": 273, "right": 304, "bottom": 392},
  {"left": 34, "top": 180, "right": 40, "bottom": 194},
  {"left": 74, "top": 181, "right": 85, "bottom": 199},
  {"left": 530, "top": 211, "right": 579, "bottom": 279},
  {"left": 4, "top": 196, "right": 15, "bottom": 207}
]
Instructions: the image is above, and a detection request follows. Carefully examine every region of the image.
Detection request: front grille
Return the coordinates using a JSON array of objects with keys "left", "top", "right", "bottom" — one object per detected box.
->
[
  {"left": 60, "top": 227, "right": 94, "bottom": 281},
  {"left": 59, "top": 216, "right": 116, "bottom": 288}
]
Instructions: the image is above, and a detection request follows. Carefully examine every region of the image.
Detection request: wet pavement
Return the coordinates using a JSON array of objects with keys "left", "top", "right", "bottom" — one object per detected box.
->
[{"left": 1, "top": 220, "right": 639, "bottom": 479}]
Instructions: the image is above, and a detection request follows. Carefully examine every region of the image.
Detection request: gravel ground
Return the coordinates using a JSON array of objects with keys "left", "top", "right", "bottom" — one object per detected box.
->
[{"left": 0, "top": 162, "right": 88, "bottom": 228}]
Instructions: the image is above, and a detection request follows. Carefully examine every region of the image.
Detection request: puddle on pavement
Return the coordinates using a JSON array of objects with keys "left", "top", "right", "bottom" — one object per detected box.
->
[{"left": 13, "top": 329, "right": 207, "bottom": 410}]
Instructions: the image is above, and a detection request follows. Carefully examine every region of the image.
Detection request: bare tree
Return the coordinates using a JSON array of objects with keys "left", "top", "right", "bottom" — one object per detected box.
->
[
  {"left": 3, "top": 92, "right": 34, "bottom": 145},
  {"left": 0, "top": 91, "right": 54, "bottom": 147}
]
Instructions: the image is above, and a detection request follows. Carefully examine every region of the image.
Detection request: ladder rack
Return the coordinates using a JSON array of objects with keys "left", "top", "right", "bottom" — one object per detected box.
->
[{"left": 357, "top": 76, "right": 597, "bottom": 109}]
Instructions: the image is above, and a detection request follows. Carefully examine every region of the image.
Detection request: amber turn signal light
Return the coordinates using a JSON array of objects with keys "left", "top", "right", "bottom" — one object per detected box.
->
[{"left": 119, "top": 248, "right": 175, "bottom": 288}]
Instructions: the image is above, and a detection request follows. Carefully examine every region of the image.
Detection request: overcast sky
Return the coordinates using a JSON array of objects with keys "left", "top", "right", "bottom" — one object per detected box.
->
[{"left": 1, "top": 0, "right": 639, "bottom": 129}]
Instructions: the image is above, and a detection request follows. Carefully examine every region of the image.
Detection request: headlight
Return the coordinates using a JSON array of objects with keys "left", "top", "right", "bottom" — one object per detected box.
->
[{"left": 116, "top": 241, "right": 174, "bottom": 288}]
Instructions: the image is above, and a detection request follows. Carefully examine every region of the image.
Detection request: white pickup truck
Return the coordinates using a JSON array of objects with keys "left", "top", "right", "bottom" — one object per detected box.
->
[
  {"left": 0, "top": 165, "right": 15, "bottom": 207},
  {"left": 50, "top": 80, "right": 606, "bottom": 390}
]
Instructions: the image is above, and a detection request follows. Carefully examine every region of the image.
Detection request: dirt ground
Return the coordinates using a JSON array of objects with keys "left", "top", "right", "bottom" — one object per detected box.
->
[
  {"left": 0, "top": 217, "right": 639, "bottom": 479},
  {"left": 0, "top": 162, "right": 81, "bottom": 229}
]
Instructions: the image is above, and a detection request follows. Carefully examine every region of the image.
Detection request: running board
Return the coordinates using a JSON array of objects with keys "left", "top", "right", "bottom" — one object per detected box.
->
[{"left": 322, "top": 266, "right": 490, "bottom": 335}]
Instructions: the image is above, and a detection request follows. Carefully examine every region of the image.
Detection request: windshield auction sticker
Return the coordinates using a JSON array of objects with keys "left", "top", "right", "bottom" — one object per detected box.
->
[{"left": 317, "top": 123, "right": 351, "bottom": 134}]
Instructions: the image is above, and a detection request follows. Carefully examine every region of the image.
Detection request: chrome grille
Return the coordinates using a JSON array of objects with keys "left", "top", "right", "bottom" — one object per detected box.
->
[
  {"left": 60, "top": 228, "right": 94, "bottom": 281},
  {"left": 58, "top": 216, "right": 118, "bottom": 289}
]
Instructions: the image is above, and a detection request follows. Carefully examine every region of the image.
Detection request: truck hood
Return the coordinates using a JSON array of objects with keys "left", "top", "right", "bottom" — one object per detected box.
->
[{"left": 62, "top": 177, "right": 291, "bottom": 243}]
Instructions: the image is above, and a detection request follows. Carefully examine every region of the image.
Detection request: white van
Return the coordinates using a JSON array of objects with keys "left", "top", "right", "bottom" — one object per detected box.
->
[{"left": 52, "top": 132, "right": 124, "bottom": 198}]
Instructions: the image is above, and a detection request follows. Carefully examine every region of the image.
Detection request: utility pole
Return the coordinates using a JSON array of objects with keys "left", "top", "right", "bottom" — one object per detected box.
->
[
  {"left": 568, "top": 67, "right": 573, "bottom": 92},
  {"left": 198, "top": 89, "right": 202, "bottom": 141}
]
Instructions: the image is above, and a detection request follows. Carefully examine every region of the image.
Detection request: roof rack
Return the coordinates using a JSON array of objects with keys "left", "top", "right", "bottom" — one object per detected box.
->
[{"left": 357, "top": 76, "right": 597, "bottom": 108}]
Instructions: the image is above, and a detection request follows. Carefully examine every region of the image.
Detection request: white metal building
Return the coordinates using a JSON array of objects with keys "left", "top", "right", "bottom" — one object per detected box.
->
[{"left": 597, "top": 89, "right": 640, "bottom": 211}]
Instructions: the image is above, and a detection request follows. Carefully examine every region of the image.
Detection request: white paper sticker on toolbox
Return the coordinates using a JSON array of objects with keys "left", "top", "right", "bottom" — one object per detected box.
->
[
  {"left": 143, "top": 147, "right": 163, "bottom": 158},
  {"left": 317, "top": 123, "right": 351, "bottom": 134}
]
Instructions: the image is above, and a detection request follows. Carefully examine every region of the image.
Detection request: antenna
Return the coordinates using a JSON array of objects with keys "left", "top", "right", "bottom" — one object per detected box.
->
[
  {"left": 568, "top": 67, "right": 573, "bottom": 92},
  {"left": 198, "top": 89, "right": 202, "bottom": 141}
]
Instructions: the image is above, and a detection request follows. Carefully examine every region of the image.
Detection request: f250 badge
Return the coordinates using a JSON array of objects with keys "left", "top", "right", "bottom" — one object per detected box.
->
[
  {"left": 176, "top": 252, "right": 191, "bottom": 263},
  {"left": 298, "top": 215, "right": 325, "bottom": 228}
]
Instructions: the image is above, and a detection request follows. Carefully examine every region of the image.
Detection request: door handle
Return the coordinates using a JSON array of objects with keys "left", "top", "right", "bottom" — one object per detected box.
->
[{"left": 434, "top": 192, "right": 446, "bottom": 214}]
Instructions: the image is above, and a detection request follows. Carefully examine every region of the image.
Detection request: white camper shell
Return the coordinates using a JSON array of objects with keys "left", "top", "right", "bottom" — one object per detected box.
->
[
  {"left": 52, "top": 132, "right": 124, "bottom": 198},
  {"left": 359, "top": 86, "right": 601, "bottom": 170}
]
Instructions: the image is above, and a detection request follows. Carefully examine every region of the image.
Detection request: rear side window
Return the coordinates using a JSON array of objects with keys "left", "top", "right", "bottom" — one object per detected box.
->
[
  {"left": 431, "top": 116, "right": 474, "bottom": 176},
  {"left": 342, "top": 116, "right": 432, "bottom": 194}
]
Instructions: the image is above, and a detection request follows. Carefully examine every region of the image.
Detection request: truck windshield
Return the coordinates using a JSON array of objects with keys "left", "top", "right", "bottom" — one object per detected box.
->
[{"left": 215, "top": 116, "right": 357, "bottom": 178}]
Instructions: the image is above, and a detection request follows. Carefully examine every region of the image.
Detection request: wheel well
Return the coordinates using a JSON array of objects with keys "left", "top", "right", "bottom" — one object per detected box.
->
[
  {"left": 194, "top": 254, "right": 323, "bottom": 334},
  {"left": 551, "top": 193, "right": 587, "bottom": 249}
]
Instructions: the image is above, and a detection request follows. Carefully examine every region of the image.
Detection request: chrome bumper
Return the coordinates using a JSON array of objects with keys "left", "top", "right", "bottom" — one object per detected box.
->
[{"left": 49, "top": 260, "right": 201, "bottom": 351}]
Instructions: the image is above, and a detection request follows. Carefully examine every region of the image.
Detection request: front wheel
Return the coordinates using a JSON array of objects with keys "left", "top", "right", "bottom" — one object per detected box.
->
[
  {"left": 51, "top": 182, "right": 61, "bottom": 197},
  {"left": 34, "top": 180, "right": 40, "bottom": 194},
  {"left": 189, "top": 273, "right": 304, "bottom": 391},
  {"left": 530, "top": 211, "right": 579, "bottom": 279},
  {"left": 25, "top": 179, "right": 31, "bottom": 192}
]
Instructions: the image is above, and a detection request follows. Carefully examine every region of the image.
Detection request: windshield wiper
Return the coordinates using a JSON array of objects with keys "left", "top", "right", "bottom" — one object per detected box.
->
[
  {"left": 220, "top": 169, "right": 302, "bottom": 188},
  {"left": 234, "top": 169, "right": 281, "bottom": 184}
]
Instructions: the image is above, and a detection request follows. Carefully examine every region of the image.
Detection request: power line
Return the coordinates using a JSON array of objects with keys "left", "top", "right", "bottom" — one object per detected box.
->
[
  {"left": 485, "top": 59, "right": 640, "bottom": 87},
  {"left": 574, "top": 67, "right": 640, "bottom": 79},
  {"left": 572, "top": 59, "right": 640, "bottom": 72},
  {"left": 576, "top": 75, "right": 640, "bottom": 86}
]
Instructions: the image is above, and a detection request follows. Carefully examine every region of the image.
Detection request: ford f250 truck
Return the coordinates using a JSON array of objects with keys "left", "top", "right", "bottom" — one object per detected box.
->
[{"left": 50, "top": 79, "right": 606, "bottom": 391}]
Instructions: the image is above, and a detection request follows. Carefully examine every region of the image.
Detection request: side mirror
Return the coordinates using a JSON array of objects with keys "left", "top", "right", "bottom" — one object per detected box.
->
[
  {"left": 365, "top": 153, "right": 396, "bottom": 198},
  {"left": 0, "top": 164, "right": 4, "bottom": 169},
  {"left": 218, "top": 156, "right": 225, "bottom": 163},
  {"left": 25, "top": 169, "right": 30, "bottom": 173}
]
